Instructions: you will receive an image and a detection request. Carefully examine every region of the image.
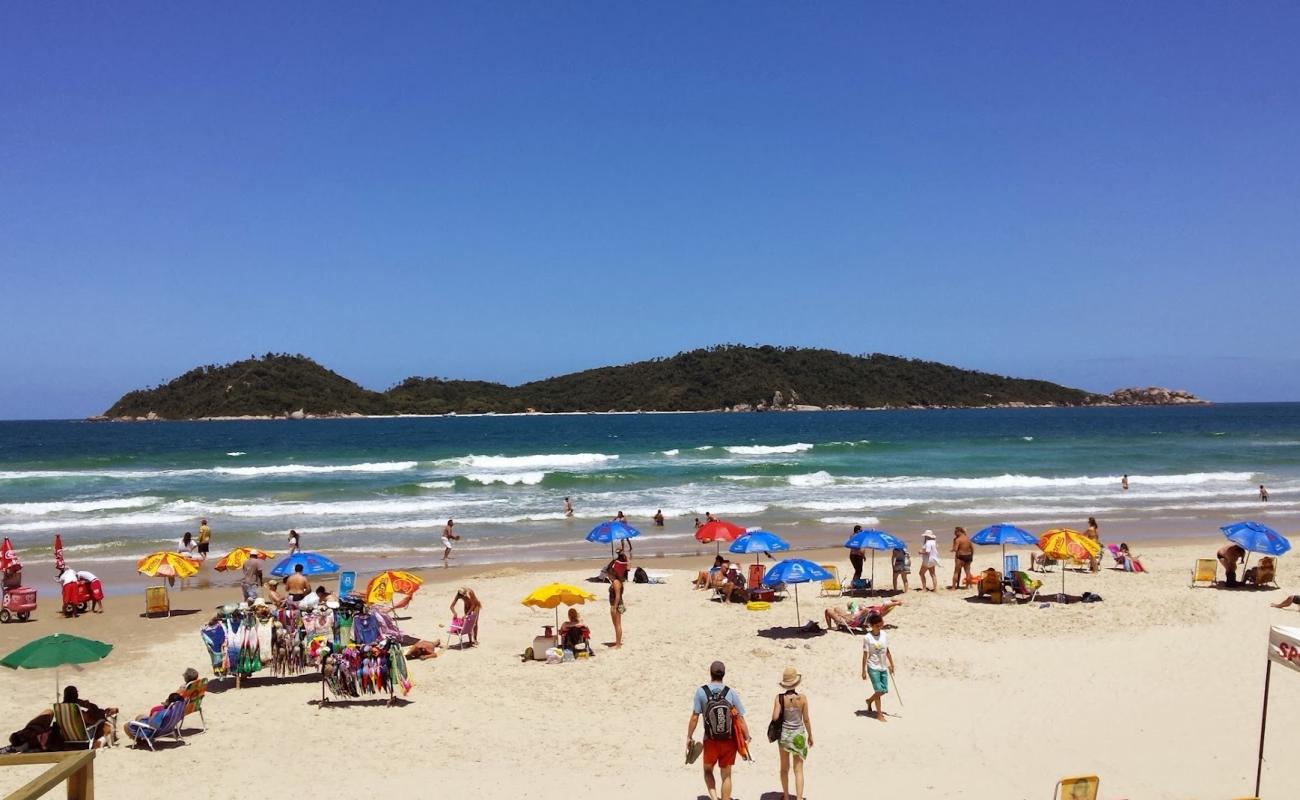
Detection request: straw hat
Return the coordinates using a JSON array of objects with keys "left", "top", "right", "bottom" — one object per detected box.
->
[
  {"left": 922, "top": 530, "right": 936, "bottom": 539},
  {"left": 779, "top": 666, "right": 801, "bottom": 689}
]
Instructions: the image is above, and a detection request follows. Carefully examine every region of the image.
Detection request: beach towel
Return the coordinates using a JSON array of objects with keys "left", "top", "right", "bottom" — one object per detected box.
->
[
  {"left": 731, "top": 707, "right": 752, "bottom": 762},
  {"left": 779, "top": 726, "right": 809, "bottom": 759}
]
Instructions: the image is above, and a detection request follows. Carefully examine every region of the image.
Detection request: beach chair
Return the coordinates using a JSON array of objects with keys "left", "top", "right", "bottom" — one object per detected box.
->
[
  {"left": 1051, "top": 774, "right": 1098, "bottom": 800},
  {"left": 976, "top": 569, "right": 1003, "bottom": 604},
  {"left": 448, "top": 610, "right": 478, "bottom": 649},
  {"left": 52, "top": 702, "right": 113, "bottom": 749},
  {"left": 125, "top": 700, "right": 186, "bottom": 751},
  {"left": 1010, "top": 571, "right": 1042, "bottom": 603},
  {"left": 819, "top": 564, "right": 843, "bottom": 597},
  {"left": 1245, "top": 557, "right": 1278, "bottom": 588},
  {"left": 180, "top": 678, "right": 208, "bottom": 734},
  {"left": 747, "top": 564, "right": 766, "bottom": 592},
  {"left": 1191, "top": 558, "right": 1218, "bottom": 588},
  {"left": 339, "top": 571, "right": 356, "bottom": 597},
  {"left": 1002, "top": 555, "right": 1020, "bottom": 588},
  {"left": 145, "top": 586, "right": 170, "bottom": 618},
  {"left": 1030, "top": 553, "right": 1057, "bottom": 572}
]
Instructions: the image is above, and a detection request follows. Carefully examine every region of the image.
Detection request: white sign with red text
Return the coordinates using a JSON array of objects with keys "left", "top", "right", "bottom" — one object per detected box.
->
[{"left": 1268, "top": 626, "right": 1300, "bottom": 674}]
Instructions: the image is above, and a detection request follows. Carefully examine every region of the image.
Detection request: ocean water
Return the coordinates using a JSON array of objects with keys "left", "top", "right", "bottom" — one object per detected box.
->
[{"left": 1, "top": 405, "right": 1298, "bottom": 572}]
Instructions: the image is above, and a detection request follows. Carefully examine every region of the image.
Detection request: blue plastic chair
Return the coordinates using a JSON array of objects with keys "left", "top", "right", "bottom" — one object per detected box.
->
[
  {"left": 1002, "top": 555, "right": 1020, "bottom": 587},
  {"left": 339, "top": 571, "right": 356, "bottom": 596}
]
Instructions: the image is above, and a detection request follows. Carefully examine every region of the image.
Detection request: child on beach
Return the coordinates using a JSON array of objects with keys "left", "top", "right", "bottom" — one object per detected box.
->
[{"left": 861, "top": 612, "right": 894, "bottom": 722}]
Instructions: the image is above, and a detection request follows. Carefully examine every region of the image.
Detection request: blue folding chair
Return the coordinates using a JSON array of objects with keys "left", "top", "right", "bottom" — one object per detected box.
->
[
  {"left": 1002, "top": 555, "right": 1020, "bottom": 588},
  {"left": 339, "top": 571, "right": 356, "bottom": 597}
]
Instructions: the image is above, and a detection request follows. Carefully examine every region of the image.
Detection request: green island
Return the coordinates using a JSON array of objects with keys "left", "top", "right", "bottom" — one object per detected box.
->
[{"left": 97, "top": 346, "right": 1204, "bottom": 420}]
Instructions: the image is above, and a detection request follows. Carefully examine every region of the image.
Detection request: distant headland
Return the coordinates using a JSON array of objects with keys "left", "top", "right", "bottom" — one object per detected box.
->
[{"left": 93, "top": 346, "right": 1206, "bottom": 421}]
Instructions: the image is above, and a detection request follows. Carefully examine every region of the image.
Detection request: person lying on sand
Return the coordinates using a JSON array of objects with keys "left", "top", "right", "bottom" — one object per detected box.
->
[
  {"left": 405, "top": 640, "right": 443, "bottom": 660},
  {"left": 824, "top": 599, "right": 901, "bottom": 630},
  {"left": 1271, "top": 594, "right": 1300, "bottom": 610}
]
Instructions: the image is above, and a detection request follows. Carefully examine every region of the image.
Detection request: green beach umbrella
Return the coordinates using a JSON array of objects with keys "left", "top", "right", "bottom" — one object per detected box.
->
[{"left": 1, "top": 633, "right": 114, "bottom": 702}]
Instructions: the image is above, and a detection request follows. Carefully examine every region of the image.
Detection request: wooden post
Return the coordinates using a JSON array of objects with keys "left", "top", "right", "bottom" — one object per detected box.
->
[{"left": 1256, "top": 658, "right": 1272, "bottom": 797}]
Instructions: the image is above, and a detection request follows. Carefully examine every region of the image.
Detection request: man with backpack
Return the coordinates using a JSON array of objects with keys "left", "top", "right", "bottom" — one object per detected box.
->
[{"left": 687, "top": 660, "right": 748, "bottom": 800}]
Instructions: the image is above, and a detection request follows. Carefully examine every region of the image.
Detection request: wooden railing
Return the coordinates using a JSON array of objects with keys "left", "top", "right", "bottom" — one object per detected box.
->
[{"left": 0, "top": 750, "right": 95, "bottom": 800}]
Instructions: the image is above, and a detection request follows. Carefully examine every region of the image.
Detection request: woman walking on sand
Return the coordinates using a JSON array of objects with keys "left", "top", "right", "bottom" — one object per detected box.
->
[{"left": 771, "top": 667, "right": 813, "bottom": 800}]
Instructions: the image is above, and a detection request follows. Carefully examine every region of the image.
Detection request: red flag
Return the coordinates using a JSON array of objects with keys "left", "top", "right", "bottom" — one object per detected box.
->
[
  {"left": 0, "top": 537, "right": 19, "bottom": 572},
  {"left": 53, "top": 534, "right": 66, "bottom": 571}
]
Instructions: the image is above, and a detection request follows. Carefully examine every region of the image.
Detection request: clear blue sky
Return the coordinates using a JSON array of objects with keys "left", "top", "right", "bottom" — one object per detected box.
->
[{"left": 2, "top": 3, "right": 1297, "bottom": 419}]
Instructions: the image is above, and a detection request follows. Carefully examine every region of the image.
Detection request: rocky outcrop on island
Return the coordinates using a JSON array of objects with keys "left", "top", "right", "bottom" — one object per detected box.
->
[{"left": 1101, "top": 387, "right": 1207, "bottom": 405}]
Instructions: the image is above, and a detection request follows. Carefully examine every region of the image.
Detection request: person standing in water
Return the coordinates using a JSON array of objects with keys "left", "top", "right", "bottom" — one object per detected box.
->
[
  {"left": 1121, "top": 475, "right": 1129, "bottom": 491},
  {"left": 287, "top": 529, "right": 300, "bottom": 554},
  {"left": 564, "top": 496, "right": 574, "bottom": 517},
  {"left": 1260, "top": 485, "right": 1269, "bottom": 502},
  {"left": 196, "top": 519, "right": 211, "bottom": 559},
  {"left": 442, "top": 519, "right": 460, "bottom": 567}
]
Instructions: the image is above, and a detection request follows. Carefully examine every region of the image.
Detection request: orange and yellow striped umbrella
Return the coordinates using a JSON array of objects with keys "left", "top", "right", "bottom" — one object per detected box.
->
[
  {"left": 136, "top": 551, "right": 200, "bottom": 579},
  {"left": 1037, "top": 529, "right": 1101, "bottom": 599},
  {"left": 214, "top": 547, "right": 276, "bottom": 572},
  {"left": 365, "top": 570, "right": 424, "bottom": 604}
]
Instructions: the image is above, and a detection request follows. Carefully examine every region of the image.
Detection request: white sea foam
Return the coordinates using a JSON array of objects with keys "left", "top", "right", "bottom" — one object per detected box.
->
[
  {"left": 1021, "top": 436, "right": 1034, "bottom": 442},
  {"left": 2, "top": 512, "right": 196, "bottom": 531},
  {"left": 215, "top": 497, "right": 491, "bottom": 517},
  {"left": 0, "top": 496, "right": 163, "bottom": 516},
  {"left": 719, "top": 475, "right": 765, "bottom": 482},
  {"left": 817, "top": 516, "right": 881, "bottom": 526},
  {"left": 439, "top": 453, "right": 617, "bottom": 470},
  {"left": 661, "top": 449, "right": 680, "bottom": 456},
  {"left": 226, "top": 451, "right": 246, "bottom": 457},
  {"left": 723, "top": 443, "right": 814, "bottom": 455},
  {"left": 213, "top": 461, "right": 418, "bottom": 477},
  {"left": 463, "top": 471, "right": 547, "bottom": 486},
  {"left": 793, "top": 499, "right": 872, "bottom": 511},
  {"left": 787, "top": 471, "right": 835, "bottom": 488},
  {"left": 418, "top": 480, "right": 455, "bottom": 489},
  {"left": 853, "top": 471, "right": 1254, "bottom": 491}
]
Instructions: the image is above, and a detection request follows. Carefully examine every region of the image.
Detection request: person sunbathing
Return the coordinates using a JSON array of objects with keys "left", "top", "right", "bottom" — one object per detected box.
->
[
  {"left": 717, "top": 566, "right": 748, "bottom": 603},
  {"left": 693, "top": 556, "right": 727, "bottom": 589},
  {"left": 123, "top": 668, "right": 196, "bottom": 735},
  {"left": 824, "top": 599, "right": 901, "bottom": 630},
  {"left": 404, "top": 640, "right": 443, "bottom": 660},
  {"left": 60, "top": 686, "right": 117, "bottom": 748},
  {"left": 559, "top": 608, "right": 592, "bottom": 650}
]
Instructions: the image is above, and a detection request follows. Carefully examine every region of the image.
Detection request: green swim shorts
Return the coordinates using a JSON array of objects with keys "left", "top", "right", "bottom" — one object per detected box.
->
[{"left": 869, "top": 667, "right": 889, "bottom": 694}]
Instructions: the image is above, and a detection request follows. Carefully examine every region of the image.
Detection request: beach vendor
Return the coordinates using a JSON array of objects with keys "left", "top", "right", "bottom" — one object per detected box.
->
[{"left": 241, "top": 552, "right": 266, "bottom": 603}]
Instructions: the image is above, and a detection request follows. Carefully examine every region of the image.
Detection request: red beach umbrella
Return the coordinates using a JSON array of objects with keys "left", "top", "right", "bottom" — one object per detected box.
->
[
  {"left": 53, "top": 535, "right": 66, "bottom": 571},
  {"left": 695, "top": 520, "right": 746, "bottom": 554},
  {"left": 1, "top": 538, "right": 20, "bottom": 572}
]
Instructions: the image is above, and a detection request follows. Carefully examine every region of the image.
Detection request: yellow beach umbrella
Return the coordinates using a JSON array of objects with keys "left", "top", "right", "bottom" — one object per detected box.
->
[
  {"left": 1037, "top": 529, "right": 1101, "bottom": 600},
  {"left": 365, "top": 570, "right": 424, "bottom": 606},
  {"left": 136, "top": 551, "right": 200, "bottom": 579},
  {"left": 521, "top": 582, "right": 597, "bottom": 628},
  {"left": 214, "top": 547, "right": 276, "bottom": 572}
]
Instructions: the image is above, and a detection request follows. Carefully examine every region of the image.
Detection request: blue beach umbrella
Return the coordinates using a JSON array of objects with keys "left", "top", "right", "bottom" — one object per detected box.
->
[
  {"left": 1221, "top": 521, "right": 1292, "bottom": 562},
  {"left": 762, "top": 558, "right": 833, "bottom": 624},
  {"left": 270, "top": 551, "right": 341, "bottom": 578},
  {"left": 586, "top": 521, "right": 641, "bottom": 556},
  {"left": 729, "top": 530, "right": 790, "bottom": 565},
  {"left": 843, "top": 529, "right": 905, "bottom": 589},
  {"left": 972, "top": 523, "right": 1039, "bottom": 566}
]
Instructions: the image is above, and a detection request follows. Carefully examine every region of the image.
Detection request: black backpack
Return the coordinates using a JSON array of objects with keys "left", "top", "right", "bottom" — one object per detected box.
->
[
  {"left": 701, "top": 685, "right": 734, "bottom": 741},
  {"left": 633, "top": 566, "right": 649, "bottom": 584}
]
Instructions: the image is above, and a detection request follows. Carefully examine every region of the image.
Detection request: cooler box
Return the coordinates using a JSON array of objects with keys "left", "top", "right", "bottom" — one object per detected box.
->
[
  {"left": 749, "top": 588, "right": 775, "bottom": 602},
  {"left": 531, "top": 634, "right": 558, "bottom": 661}
]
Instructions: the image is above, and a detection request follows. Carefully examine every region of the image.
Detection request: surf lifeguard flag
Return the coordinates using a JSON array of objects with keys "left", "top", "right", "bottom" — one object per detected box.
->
[
  {"left": 1268, "top": 626, "right": 1300, "bottom": 674},
  {"left": 1, "top": 538, "right": 20, "bottom": 572},
  {"left": 53, "top": 534, "right": 66, "bottom": 571}
]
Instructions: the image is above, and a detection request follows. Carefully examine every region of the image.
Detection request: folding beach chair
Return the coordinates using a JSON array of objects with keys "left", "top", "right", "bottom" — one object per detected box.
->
[
  {"left": 180, "top": 678, "right": 208, "bottom": 734},
  {"left": 52, "top": 702, "right": 114, "bottom": 749},
  {"left": 1245, "top": 557, "right": 1278, "bottom": 588},
  {"left": 448, "top": 610, "right": 478, "bottom": 649},
  {"left": 125, "top": 700, "right": 186, "bottom": 751},
  {"left": 819, "top": 564, "right": 843, "bottom": 597},
  {"left": 1011, "top": 571, "right": 1042, "bottom": 603},
  {"left": 1002, "top": 555, "right": 1020, "bottom": 588},
  {"left": 1052, "top": 774, "right": 1098, "bottom": 800},
  {"left": 975, "top": 569, "right": 1003, "bottom": 604},
  {"left": 339, "top": 571, "right": 356, "bottom": 597},
  {"left": 1191, "top": 558, "right": 1218, "bottom": 588},
  {"left": 747, "top": 563, "right": 766, "bottom": 592},
  {"left": 144, "top": 586, "right": 170, "bottom": 618}
]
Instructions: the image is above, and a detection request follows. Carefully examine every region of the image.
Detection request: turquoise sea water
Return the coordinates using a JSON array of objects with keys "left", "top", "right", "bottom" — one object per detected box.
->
[{"left": 1, "top": 405, "right": 1298, "bottom": 573}]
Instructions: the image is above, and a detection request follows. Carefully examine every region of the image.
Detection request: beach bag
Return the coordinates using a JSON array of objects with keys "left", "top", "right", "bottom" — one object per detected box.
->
[
  {"left": 851, "top": 578, "right": 871, "bottom": 591},
  {"left": 702, "top": 686, "right": 734, "bottom": 741},
  {"left": 767, "top": 694, "right": 784, "bottom": 743},
  {"left": 633, "top": 566, "right": 650, "bottom": 584}
]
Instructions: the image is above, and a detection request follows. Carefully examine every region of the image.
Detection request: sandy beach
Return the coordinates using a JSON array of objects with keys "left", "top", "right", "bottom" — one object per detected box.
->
[{"left": 3, "top": 537, "right": 1298, "bottom": 799}]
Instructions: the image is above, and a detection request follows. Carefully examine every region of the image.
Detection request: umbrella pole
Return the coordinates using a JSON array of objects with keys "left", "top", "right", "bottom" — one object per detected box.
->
[
  {"left": 794, "top": 584, "right": 801, "bottom": 625},
  {"left": 871, "top": 552, "right": 876, "bottom": 596}
]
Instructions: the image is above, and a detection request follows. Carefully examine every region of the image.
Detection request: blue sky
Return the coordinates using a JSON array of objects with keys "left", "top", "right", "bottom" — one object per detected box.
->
[{"left": 2, "top": 3, "right": 1297, "bottom": 418}]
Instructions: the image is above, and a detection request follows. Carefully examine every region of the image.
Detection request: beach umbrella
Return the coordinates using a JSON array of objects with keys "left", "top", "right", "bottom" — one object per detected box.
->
[
  {"left": 761, "top": 558, "right": 832, "bottom": 625},
  {"left": 843, "top": 529, "right": 904, "bottom": 589},
  {"left": 1, "top": 633, "right": 113, "bottom": 703},
  {"left": 136, "top": 551, "right": 200, "bottom": 580},
  {"left": 366, "top": 570, "right": 424, "bottom": 611},
  {"left": 521, "top": 582, "right": 598, "bottom": 628},
  {"left": 695, "top": 520, "right": 746, "bottom": 554},
  {"left": 1037, "top": 529, "right": 1101, "bottom": 599},
  {"left": 729, "top": 530, "right": 790, "bottom": 566},
  {"left": 269, "top": 551, "right": 340, "bottom": 578},
  {"left": 214, "top": 547, "right": 276, "bottom": 572},
  {"left": 1221, "top": 521, "right": 1291, "bottom": 564},
  {"left": 53, "top": 534, "right": 66, "bottom": 571},
  {"left": 972, "top": 523, "right": 1038, "bottom": 566},
  {"left": 586, "top": 521, "right": 641, "bottom": 556},
  {"left": 1, "top": 537, "right": 20, "bottom": 572}
]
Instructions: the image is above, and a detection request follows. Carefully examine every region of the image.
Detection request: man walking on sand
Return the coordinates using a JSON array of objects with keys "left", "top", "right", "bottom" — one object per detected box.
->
[
  {"left": 688, "top": 660, "right": 748, "bottom": 800},
  {"left": 949, "top": 526, "right": 974, "bottom": 589}
]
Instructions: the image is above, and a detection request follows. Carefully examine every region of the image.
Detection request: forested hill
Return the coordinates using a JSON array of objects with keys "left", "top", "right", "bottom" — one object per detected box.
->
[{"left": 101, "top": 346, "right": 1179, "bottom": 419}]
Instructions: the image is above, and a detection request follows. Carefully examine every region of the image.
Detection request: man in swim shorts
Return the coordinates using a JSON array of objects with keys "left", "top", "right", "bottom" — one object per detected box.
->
[
  {"left": 284, "top": 563, "right": 312, "bottom": 601},
  {"left": 950, "top": 527, "right": 974, "bottom": 590}
]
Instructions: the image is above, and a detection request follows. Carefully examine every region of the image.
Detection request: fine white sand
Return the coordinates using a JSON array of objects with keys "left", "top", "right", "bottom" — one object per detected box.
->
[{"left": 2, "top": 540, "right": 1299, "bottom": 799}]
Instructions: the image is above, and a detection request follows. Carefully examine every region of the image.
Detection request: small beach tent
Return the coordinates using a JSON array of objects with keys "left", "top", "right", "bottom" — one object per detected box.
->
[
  {"left": 1256, "top": 625, "right": 1300, "bottom": 796},
  {"left": 695, "top": 520, "right": 746, "bottom": 554},
  {"left": 972, "top": 524, "right": 1038, "bottom": 568},
  {"left": 1221, "top": 521, "right": 1291, "bottom": 572},
  {"left": 585, "top": 521, "right": 640, "bottom": 557},
  {"left": 214, "top": 547, "right": 276, "bottom": 572},
  {"left": 1036, "top": 529, "right": 1100, "bottom": 600},
  {"left": 521, "top": 582, "right": 598, "bottom": 629},
  {"left": 729, "top": 530, "right": 790, "bottom": 566},
  {"left": 843, "top": 529, "right": 905, "bottom": 591},
  {"left": 762, "top": 559, "right": 833, "bottom": 625},
  {"left": 1, "top": 633, "right": 113, "bottom": 703},
  {"left": 269, "top": 551, "right": 340, "bottom": 578}
]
